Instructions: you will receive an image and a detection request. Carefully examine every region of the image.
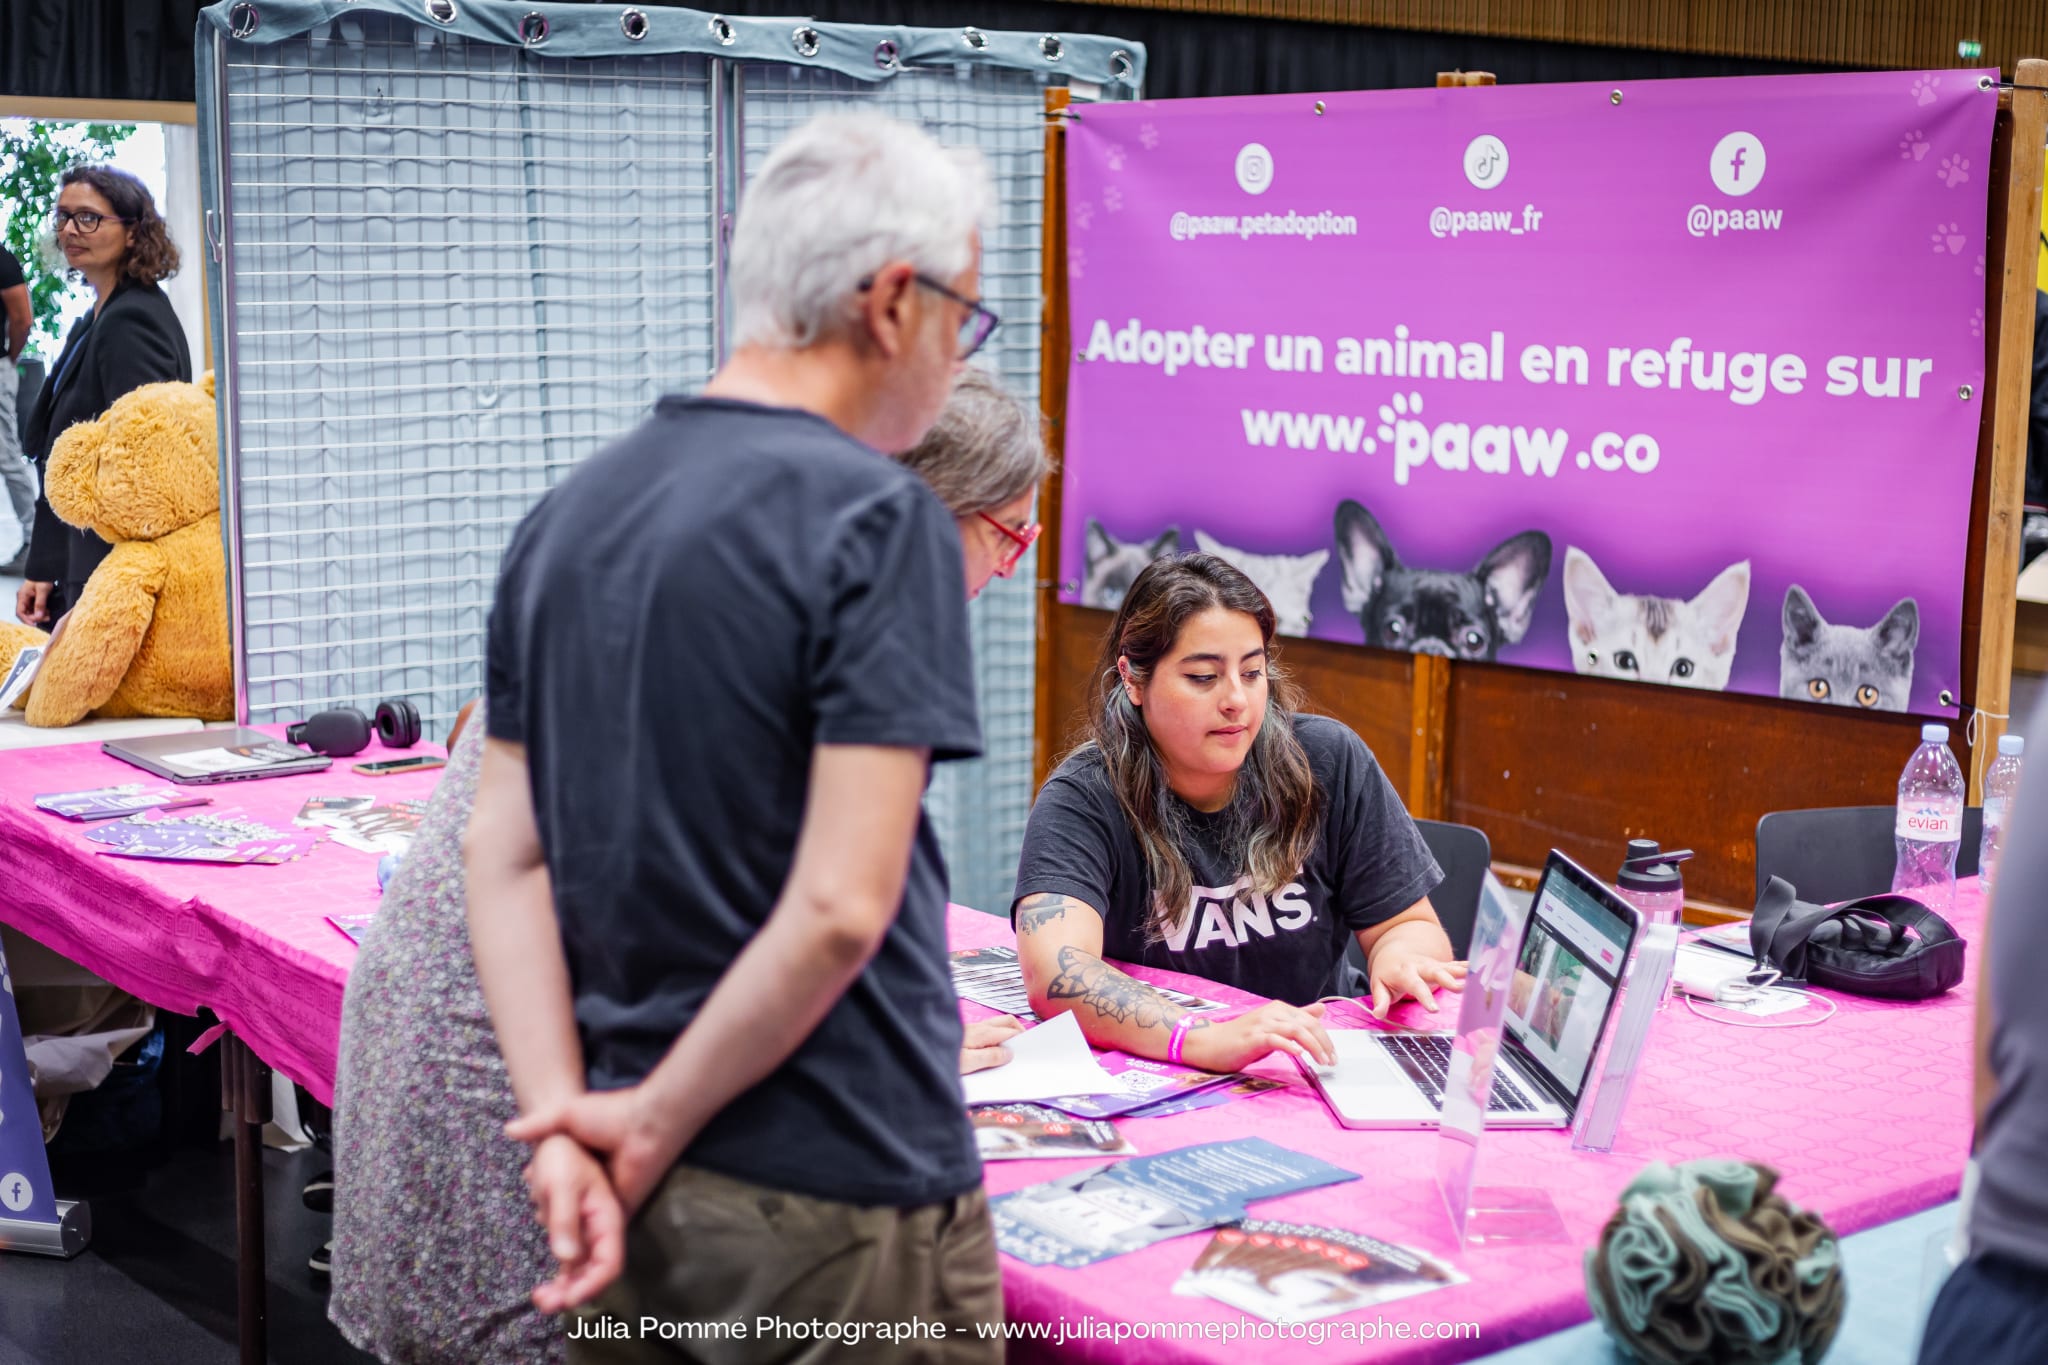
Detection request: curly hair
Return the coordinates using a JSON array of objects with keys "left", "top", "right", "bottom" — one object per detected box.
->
[{"left": 60, "top": 165, "right": 180, "bottom": 284}]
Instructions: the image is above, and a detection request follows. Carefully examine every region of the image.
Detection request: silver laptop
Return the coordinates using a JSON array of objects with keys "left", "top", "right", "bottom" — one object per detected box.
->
[
  {"left": 104, "top": 727, "right": 332, "bottom": 785},
  {"left": 1301, "top": 851, "right": 1643, "bottom": 1130}
]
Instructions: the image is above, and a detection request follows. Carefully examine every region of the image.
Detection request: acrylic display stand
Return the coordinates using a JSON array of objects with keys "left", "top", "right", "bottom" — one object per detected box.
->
[{"left": 1436, "top": 872, "right": 1569, "bottom": 1248}]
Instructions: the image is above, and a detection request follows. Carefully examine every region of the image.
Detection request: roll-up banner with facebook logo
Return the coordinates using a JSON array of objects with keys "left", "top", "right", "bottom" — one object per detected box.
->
[
  {"left": 0, "top": 940, "right": 63, "bottom": 1230},
  {"left": 1060, "top": 72, "right": 1996, "bottom": 715}
]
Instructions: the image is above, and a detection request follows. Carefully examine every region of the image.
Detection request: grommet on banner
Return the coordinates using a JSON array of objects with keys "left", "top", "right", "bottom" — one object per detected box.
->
[
  {"left": 1979, "top": 76, "right": 1996, "bottom": 91},
  {"left": 873, "top": 39, "right": 901, "bottom": 72},
  {"left": 709, "top": 15, "right": 735, "bottom": 45},
  {"left": 425, "top": 0, "right": 457, "bottom": 24},
  {"left": 1314, "top": 100, "right": 1326, "bottom": 115},
  {"left": 1610, "top": 89, "right": 1624, "bottom": 105},
  {"left": 1959, "top": 385, "right": 1974, "bottom": 400},
  {"left": 229, "top": 3, "right": 260, "bottom": 37},
  {"left": 1063, "top": 579, "right": 1079, "bottom": 594},
  {"left": 621, "top": 9, "right": 649, "bottom": 41},
  {"left": 518, "top": 12, "right": 549, "bottom": 45},
  {"left": 1109, "top": 50, "right": 1135, "bottom": 84},
  {"left": 792, "top": 25, "right": 821, "bottom": 57},
  {"left": 1040, "top": 34, "right": 1065, "bottom": 62},
  {"left": 962, "top": 26, "right": 988, "bottom": 51}
]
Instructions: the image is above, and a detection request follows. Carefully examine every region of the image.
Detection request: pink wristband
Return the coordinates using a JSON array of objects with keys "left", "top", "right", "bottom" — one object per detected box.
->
[{"left": 1167, "top": 1015, "right": 1196, "bottom": 1066}]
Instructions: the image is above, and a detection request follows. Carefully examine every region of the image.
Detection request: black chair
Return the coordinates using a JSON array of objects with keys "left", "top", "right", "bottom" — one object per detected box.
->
[
  {"left": 1344, "top": 818, "right": 1490, "bottom": 981},
  {"left": 1754, "top": 805, "right": 1981, "bottom": 906}
]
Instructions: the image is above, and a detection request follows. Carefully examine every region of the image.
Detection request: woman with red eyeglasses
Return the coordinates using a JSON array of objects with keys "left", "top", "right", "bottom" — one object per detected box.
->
[{"left": 895, "top": 366, "right": 1046, "bottom": 599}]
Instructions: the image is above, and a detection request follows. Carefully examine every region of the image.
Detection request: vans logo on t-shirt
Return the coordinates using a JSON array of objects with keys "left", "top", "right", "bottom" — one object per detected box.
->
[{"left": 1162, "top": 877, "right": 1314, "bottom": 952}]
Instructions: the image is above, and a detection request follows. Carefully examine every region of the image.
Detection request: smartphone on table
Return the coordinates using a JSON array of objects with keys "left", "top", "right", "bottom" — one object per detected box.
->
[{"left": 351, "top": 756, "right": 447, "bottom": 777}]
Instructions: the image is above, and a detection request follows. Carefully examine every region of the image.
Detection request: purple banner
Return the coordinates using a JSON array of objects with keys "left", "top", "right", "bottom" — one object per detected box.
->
[{"left": 1061, "top": 72, "right": 1997, "bottom": 714}]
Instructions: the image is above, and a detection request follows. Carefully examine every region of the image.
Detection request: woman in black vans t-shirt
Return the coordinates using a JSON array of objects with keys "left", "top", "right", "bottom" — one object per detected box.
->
[{"left": 1012, "top": 553, "right": 1465, "bottom": 1073}]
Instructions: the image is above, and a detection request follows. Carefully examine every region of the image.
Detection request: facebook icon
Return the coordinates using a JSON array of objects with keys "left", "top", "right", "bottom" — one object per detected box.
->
[{"left": 1711, "top": 132, "right": 1767, "bottom": 197}]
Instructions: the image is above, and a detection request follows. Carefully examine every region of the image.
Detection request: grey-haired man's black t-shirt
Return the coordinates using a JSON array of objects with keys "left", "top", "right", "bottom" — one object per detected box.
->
[
  {"left": 1013, "top": 714, "right": 1441, "bottom": 1005},
  {"left": 485, "top": 396, "right": 983, "bottom": 1208}
]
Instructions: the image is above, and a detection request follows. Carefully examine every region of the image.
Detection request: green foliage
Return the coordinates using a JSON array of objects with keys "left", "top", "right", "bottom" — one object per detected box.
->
[{"left": 0, "top": 121, "right": 136, "bottom": 354}]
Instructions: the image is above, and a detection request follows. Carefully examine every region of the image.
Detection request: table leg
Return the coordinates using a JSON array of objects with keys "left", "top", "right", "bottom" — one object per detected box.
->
[{"left": 223, "top": 1034, "right": 271, "bottom": 1365}]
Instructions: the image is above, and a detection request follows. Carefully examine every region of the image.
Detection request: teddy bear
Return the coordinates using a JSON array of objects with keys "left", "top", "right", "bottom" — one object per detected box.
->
[{"left": 0, "top": 374, "right": 232, "bottom": 727}]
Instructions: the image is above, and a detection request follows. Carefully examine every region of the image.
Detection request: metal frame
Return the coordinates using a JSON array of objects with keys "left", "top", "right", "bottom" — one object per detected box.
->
[{"left": 195, "top": 0, "right": 1142, "bottom": 929}]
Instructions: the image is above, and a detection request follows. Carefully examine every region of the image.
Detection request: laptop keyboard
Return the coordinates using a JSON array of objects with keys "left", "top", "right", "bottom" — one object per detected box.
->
[{"left": 1380, "top": 1034, "right": 1540, "bottom": 1114}]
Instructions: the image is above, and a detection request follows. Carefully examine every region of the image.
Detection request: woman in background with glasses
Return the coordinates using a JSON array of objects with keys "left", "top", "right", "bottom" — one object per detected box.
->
[
  {"left": 327, "top": 366, "right": 1048, "bottom": 1365},
  {"left": 896, "top": 366, "right": 1043, "bottom": 597},
  {"left": 15, "top": 166, "right": 191, "bottom": 627}
]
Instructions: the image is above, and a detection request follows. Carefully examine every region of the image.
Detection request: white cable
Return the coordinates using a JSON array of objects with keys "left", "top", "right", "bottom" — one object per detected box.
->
[
  {"left": 1967, "top": 704, "right": 2012, "bottom": 796},
  {"left": 1681, "top": 982, "right": 1838, "bottom": 1029}
]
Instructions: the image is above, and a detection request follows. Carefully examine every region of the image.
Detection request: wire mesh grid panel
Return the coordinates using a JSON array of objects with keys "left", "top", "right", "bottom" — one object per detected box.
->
[
  {"left": 220, "top": 15, "right": 717, "bottom": 737},
  {"left": 739, "top": 63, "right": 1050, "bottom": 914}
]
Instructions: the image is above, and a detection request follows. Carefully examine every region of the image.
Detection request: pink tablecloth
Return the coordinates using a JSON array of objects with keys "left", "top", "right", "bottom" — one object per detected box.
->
[
  {"left": 0, "top": 728, "right": 445, "bottom": 1106},
  {"left": 0, "top": 731, "right": 1980, "bottom": 1359},
  {"left": 949, "top": 894, "right": 1980, "bottom": 1365}
]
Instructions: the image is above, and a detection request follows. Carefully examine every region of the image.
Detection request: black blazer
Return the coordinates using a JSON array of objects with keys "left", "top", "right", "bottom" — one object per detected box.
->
[{"left": 23, "top": 278, "right": 192, "bottom": 587}]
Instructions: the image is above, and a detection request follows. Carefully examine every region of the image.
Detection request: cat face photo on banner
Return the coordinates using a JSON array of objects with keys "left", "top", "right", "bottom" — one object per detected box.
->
[{"left": 1060, "top": 71, "right": 1994, "bottom": 715}]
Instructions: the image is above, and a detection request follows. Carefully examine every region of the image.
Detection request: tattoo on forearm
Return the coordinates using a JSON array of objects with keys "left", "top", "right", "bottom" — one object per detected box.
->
[
  {"left": 1047, "top": 945, "right": 1190, "bottom": 1033},
  {"left": 1015, "top": 894, "right": 1070, "bottom": 937}
]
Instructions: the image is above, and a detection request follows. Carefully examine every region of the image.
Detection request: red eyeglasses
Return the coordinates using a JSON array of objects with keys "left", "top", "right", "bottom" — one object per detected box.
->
[{"left": 977, "top": 512, "right": 1042, "bottom": 578}]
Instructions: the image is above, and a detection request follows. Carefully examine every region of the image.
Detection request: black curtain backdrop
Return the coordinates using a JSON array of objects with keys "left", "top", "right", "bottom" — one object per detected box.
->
[
  {"left": 2, "top": 2, "right": 201, "bottom": 102},
  {"left": 2, "top": 0, "right": 1835, "bottom": 105}
]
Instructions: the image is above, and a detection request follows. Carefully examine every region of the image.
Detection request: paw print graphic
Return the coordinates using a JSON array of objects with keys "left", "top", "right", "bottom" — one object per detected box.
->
[
  {"left": 1104, "top": 143, "right": 1128, "bottom": 172},
  {"left": 1138, "top": 123, "right": 1160, "bottom": 151},
  {"left": 1069, "top": 247, "right": 1087, "bottom": 281},
  {"left": 1367, "top": 392, "right": 1423, "bottom": 455},
  {"left": 1975, "top": 253, "right": 1986, "bottom": 278},
  {"left": 1072, "top": 200, "right": 1095, "bottom": 231},
  {"left": 1931, "top": 221, "right": 1965, "bottom": 255},
  {"left": 1938, "top": 154, "right": 1970, "bottom": 188},
  {"left": 1971, "top": 307, "right": 1984, "bottom": 339},
  {"left": 1102, "top": 185, "right": 1124, "bottom": 214},
  {"left": 1899, "top": 131, "right": 1929, "bottom": 160},
  {"left": 1911, "top": 74, "right": 1940, "bottom": 106}
]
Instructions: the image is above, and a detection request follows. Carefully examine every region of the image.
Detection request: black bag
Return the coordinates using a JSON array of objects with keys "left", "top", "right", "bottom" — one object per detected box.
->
[{"left": 1749, "top": 876, "right": 1967, "bottom": 1000}]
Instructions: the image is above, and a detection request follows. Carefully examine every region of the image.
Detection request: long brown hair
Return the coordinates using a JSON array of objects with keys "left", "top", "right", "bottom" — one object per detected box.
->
[{"left": 1084, "top": 552, "right": 1322, "bottom": 941}]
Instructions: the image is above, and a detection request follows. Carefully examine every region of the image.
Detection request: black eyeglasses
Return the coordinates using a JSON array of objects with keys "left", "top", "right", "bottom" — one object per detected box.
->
[
  {"left": 858, "top": 272, "right": 1001, "bottom": 360},
  {"left": 54, "top": 210, "right": 127, "bottom": 235}
]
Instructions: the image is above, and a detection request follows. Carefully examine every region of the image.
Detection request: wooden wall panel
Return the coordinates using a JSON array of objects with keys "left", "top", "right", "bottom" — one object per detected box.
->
[
  {"left": 1444, "top": 664, "right": 1924, "bottom": 911},
  {"left": 1044, "top": 0, "right": 2041, "bottom": 74}
]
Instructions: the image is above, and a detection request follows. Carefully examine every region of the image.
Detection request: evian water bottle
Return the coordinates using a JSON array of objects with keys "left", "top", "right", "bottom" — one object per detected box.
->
[
  {"left": 1893, "top": 724, "right": 1965, "bottom": 913},
  {"left": 1980, "top": 734, "right": 2024, "bottom": 894}
]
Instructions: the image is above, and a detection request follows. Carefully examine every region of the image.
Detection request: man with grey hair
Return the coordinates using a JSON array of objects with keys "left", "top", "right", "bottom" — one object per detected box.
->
[{"left": 466, "top": 111, "right": 1004, "bottom": 1359}]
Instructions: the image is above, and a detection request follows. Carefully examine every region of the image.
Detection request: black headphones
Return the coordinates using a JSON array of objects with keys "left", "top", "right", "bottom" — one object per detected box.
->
[{"left": 286, "top": 699, "right": 422, "bottom": 757}]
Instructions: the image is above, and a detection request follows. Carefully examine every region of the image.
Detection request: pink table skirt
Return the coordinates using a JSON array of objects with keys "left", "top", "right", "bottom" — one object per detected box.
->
[
  {"left": 948, "top": 892, "right": 1980, "bottom": 1365},
  {"left": 0, "top": 728, "right": 444, "bottom": 1107}
]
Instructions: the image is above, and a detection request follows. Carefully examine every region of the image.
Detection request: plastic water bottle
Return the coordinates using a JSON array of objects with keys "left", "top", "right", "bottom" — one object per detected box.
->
[
  {"left": 1893, "top": 724, "right": 1966, "bottom": 913},
  {"left": 1980, "top": 735, "right": 2025, "bottom": 894}
]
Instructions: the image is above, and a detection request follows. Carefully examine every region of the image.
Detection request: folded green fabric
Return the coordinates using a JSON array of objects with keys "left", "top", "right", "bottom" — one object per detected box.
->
[{"left": 1586, "top": 1159, "right": 1844, "bottom": 1365}]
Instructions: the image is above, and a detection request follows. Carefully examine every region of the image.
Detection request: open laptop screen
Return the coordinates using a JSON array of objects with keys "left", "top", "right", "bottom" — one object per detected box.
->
[{"left": 1502, "top": 865, "right": 1636, "bottom": 1106}]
